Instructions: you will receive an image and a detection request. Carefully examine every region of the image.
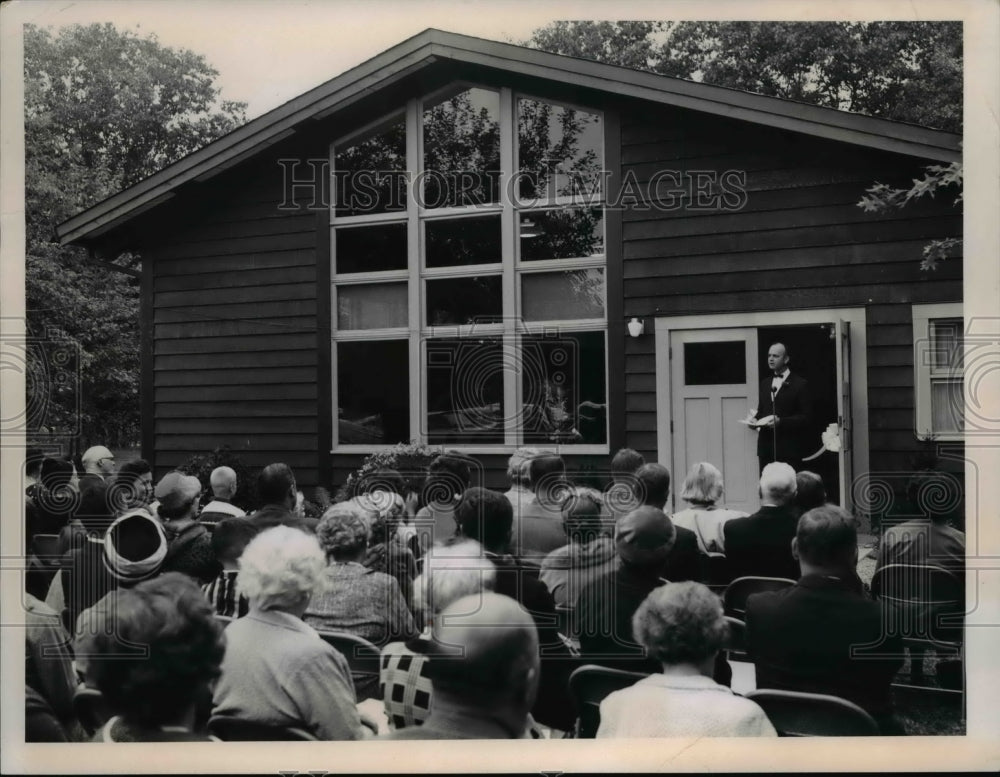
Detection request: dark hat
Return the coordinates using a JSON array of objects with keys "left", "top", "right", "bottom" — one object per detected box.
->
[{"left": 615, "top": 506, "right": 676, "bottom": 566}]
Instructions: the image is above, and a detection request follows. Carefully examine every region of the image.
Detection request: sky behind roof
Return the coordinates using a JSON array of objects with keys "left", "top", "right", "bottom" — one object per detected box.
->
[{"left": 20, "top": 0, "right": 584, "bottom": 119}]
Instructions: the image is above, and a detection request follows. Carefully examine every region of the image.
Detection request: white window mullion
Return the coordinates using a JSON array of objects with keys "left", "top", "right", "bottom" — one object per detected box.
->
[
  {"left": 406, "top": 97, "right": 422, "bottom": 443},
  {"left": 499, "top": 86, "right": 518, "bottom": 447}
]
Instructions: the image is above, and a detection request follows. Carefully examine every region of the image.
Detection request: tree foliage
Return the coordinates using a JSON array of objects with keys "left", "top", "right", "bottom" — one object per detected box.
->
[
  {"left": 524, "top": 20, "right": 963, "bottom": 268},
  {"left": 24, "top": 23, "right": 246, "bottom": 449}
]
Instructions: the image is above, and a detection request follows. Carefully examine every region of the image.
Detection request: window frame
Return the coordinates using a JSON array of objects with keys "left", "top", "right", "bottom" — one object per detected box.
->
[
  {"left": 913, "top": 302, "right": 964, "bottom": 441},
  {"left": 331, "top": 86, "right": 609, "bottom": 454}
]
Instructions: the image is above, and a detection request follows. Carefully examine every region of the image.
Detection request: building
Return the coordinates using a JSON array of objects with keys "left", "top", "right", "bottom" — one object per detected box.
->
[{"left": 57, "top": 29, "right": 963, "bottom": 524}]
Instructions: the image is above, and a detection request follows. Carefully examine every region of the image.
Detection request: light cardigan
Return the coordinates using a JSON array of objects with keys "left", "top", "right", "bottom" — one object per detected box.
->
[{"left": 596, "top": 673, "right": 776, "bottom": 738}]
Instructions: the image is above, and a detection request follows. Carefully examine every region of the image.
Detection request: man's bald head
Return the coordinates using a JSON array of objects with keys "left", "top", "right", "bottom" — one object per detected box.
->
[
  {"left": 210, "top": 466, "right": 238, "bottom": 499},
  {"left": 427, "top": 592, "right": 539, "bottom": 714}
]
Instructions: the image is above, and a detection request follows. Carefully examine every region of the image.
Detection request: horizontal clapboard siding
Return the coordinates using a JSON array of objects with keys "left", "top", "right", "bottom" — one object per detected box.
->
[
  {"left": 619, "top": 102, "right": 963, "bottom": 491},
  {"left": 148, "top": 138, "right": 323, "bottom": 488}
]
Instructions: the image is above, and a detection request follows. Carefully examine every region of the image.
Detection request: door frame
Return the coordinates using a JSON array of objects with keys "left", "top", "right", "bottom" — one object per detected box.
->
[{"left": 654, "top": 307, "right": 869, "bottom": 510}]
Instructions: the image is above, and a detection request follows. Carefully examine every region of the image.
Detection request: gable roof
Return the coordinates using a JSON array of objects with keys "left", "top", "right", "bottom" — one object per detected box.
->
[{"left": 56, "top": 27, "right": 962, "bottom": 247}]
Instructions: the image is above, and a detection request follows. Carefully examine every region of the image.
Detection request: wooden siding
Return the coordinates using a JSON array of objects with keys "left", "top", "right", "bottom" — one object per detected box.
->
[
  {"left": 618, "top": 101, "right": 963, "bottom": 505},
  {"left": 143, "top": 132, "right": 326, "bottom": 488}
]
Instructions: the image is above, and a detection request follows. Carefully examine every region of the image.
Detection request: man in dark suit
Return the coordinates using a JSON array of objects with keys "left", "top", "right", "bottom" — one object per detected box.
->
[
  {"left": 633, "top": 463, "right": 701, "bottom": 583},
  {"left": 723, "top": 462, "right": 800, "bottom": 581},
  {"left": 745, "top": 504, "right": 905, "bottom": 735},
  {"left": 751, "top": 342, "right": 813, "bottom": 473}
]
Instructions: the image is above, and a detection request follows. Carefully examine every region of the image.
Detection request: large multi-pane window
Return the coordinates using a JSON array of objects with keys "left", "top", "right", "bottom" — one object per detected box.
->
[{"left": 332, "top": 86, "right": 607, "bottom": 450}]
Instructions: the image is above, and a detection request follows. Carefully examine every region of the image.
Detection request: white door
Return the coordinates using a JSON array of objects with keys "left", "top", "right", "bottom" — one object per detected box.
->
[
  {"left": 836, "top": 319, "right": 853, "bottom": 512},
  {"left": 669, "top": 328, "right": 760, "bottom": 514}
]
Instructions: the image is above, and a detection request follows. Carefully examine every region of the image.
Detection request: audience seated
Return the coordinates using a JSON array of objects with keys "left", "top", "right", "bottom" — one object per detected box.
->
[
  {"left": 203, "top": 516, "right": 259, "bottom": 618},
  {"left": 249, "top": 463, "right": 316, "bottom": 532},
  {"left": 502, "top": 447, "right": 541, "bottom": 517},
  {"left": 515, "top": 453, "right": 571, "bottom": 563},
  {"left": 745, "top": 505, "right": 905, "bottom": 735},
  {"left": 30, "top": 458, "right": 80, "bottom": 549},
  {"left": 199, "top": 466, "right": 247, "bottom": 523},
  {"left": 64, "top": 506, "right": 168, "bottom": 637},
  {"left": 633, "top": 464, "right": 700, "bottom": 582},
  {"left": 380, "top": 593, "right": 540, "bottom": 739},
  {"left": 670, "top": 462, "right": 747, "bottom": 555},
  {"left": 154, "top": 472, "right": 218, "bottom": 584},
  {"left": 304, "top": 502, "right": 417, "bottom": 699},
  {"left": 75, "top": 572, "right": 225, "bottom": 742},
  {"left": 109, "top": 459, "right": 153, "bottom": 515},
  {"left": 597, "top": 582, "right": 775, "bottom": 738},
  {"left": 454, "top": 486, "right": 576, "bottom": 731},
  {"left": 539, "top": 487, "right": 617, "bottom": 608},
  {"left": 794, "top": 470, "right": 827, "bottom": 516},
  {"left": 413, "top": 452, "right": 471, "bottom": 553},
  {"left": 380, "top": 539, "right": 497, "bottom": 731},
  {"left": 875, "top": 474, "right": 965, "bottom": 579},
  {"left": 349, "top": 469, "right": 418, "bottom": 610},
  {"left": 574, "top": 506, "right": 676, "bottom": 672},
  {"left": 212, "top": 525, "right": 368, "bottom": 740},
  {"left": 79, "top": 445, "right": 116, "bottom": 493},
  {"left": 603, "top": 447, "right": 645, "bottom": 532},
  {"left": 723, "top": 462, "right": 801, "bottom": 581},
  {"left": 25, "top": 592, "right": 82, "bottom": 741}
]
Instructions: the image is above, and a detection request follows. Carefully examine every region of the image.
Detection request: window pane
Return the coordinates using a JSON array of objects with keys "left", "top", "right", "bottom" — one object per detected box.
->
[
  {"left": 521, "top": 269, "right": 604, "bottom": 321},
  {"left": 518, "top": 98, "right": 602, "bottom": 203},
  {"left": 931, "top": 319, "right": 964, "bottom": 371},
  {"left": 425, "top": 338, "right": 504, "bottom": 444},
  {"left": 931, "top": 379, "right": 964, "bottom": 434},
  {"left": 684, "top": 342, "right": 747, "bottom": 385},
  {"left": 336, "top": 223, "right": 407, "bottom": 274},
  {"left": 426, "top": 276, "right": 502, "bottom": 326},
  {"left": 520, "top": 208, "right": 604, "bottom": 261},
  {"left": 426, "top": 216, "right": 501, "bottom": 268},
  {"left": 423, "top": 87, "right": 500, "bottom": 208},
  {"left": 338, "top": 340, "right": 409, "bottom": 444},
  {"left": 337, "top": 283, "right": 407, "bottom": 330},
  {"left": 334, "top": 116, "right": 407, "bottom": 217},
  {"left": 522, "top": 331, "right": 607, "bottom": 445}
]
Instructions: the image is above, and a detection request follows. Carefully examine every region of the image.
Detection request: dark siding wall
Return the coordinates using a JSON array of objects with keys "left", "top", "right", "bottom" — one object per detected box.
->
[
  {"left": 144, "top": 137, "right": 325, "bottom": 488},
  {"left": 619, "top": 103, "right": 963, "bottom": 504}
]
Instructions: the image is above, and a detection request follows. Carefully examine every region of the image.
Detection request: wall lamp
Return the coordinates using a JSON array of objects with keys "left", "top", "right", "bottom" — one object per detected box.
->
[{"left": 627, "top": 317, "right": 645, "bottom": 338}]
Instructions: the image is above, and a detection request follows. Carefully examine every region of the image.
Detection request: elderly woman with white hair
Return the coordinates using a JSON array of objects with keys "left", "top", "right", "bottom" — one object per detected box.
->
[
  {"left": 670, "top": 462, "right": 747, "bottom": 555},
  {"left": 597, "top": 582, "right": 776, "bottom": 738},
  {"left": 211, "top": 525, "right": 368, "bottom": 740}
]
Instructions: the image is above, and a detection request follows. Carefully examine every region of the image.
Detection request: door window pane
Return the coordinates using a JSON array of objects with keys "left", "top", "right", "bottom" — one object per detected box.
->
[
  {"left": 426, "top": 216, "right": 501, "bottom": 268},
  {"left": 425, "top": 338, "right": 504, "bottom": 444},
  {"left": 521, "top": 269, "right": 604, "bottom": 321},
  {"left": 683, "top": 342, "right": 747, "bottom": 385},
  {"left": 337, "top": 283, "right": 407, "bottom": 330},
  {"left": 522, "top": 331, "right": 607, "bottom": 445},
  {"left": 426, "top": 276, "right": 502, "bottom": 326},
  {"left": 336, "top": 223, "right": 407, "bottom": 274},
  {"left": 338, "top": 340, "right": 409, "bottom": 444},
  {"left": 334, "top": 115, "right": 407, "bottom": 217},
  {"left": 423, "top": 87, "right": 500, "bottom": 208},
  {"left": 520, "top": 208, "right": 604, "bottom": 261},
  {"left": 518, "top": 98, "right": 602, "bottom": 203}
]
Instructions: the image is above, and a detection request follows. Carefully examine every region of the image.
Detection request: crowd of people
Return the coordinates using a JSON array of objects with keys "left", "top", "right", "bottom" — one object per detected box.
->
[{"left": 22, "top": 443, "right": 965, "bottom": 742}]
